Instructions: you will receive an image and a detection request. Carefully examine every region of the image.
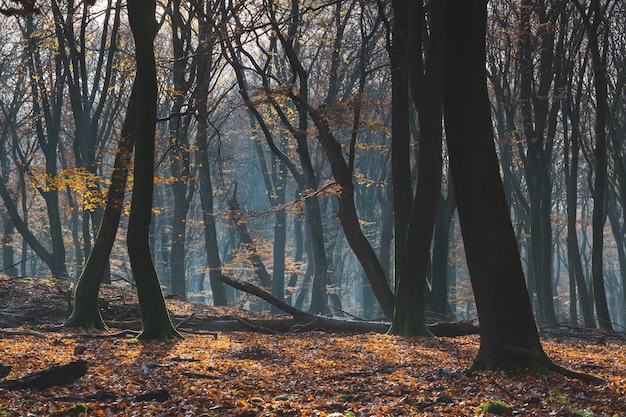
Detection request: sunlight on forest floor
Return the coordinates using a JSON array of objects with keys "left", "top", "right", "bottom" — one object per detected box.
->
[{"left": 0, "top": 330, "right": 624, "bottom": 416}]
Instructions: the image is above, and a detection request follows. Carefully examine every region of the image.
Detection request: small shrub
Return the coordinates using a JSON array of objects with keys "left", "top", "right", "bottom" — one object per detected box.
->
[{"left": 478, "top": 400, "right": 509, "bottom": 415}]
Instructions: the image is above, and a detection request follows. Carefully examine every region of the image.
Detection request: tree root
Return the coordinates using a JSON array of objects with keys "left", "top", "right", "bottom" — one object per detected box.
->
[{"left": 504, "top": 345, "right": 606, "bottom": 384}]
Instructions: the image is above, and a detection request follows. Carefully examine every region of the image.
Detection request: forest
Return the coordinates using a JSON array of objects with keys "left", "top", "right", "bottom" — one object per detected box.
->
[{"left": 0, "top": 0, "right": 625, "bottom": 415}]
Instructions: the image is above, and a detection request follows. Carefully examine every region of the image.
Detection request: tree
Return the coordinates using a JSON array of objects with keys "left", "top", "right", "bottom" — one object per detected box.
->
[
  {"left": 51, "top": 0, "right": 128, "bottom": 278},
  {"left": 192, "top": 0, "right": 228, "bottom": 306},
  {"left": 16, "top": 12, "right": 67, "bottom": 278},
  {"left": 572, "top": 0, "right": 614, "bottom": 331},
  {"left": 126, "top": 0, "right": 182, "bottom": 341},
  {"left": 390, "top": 0, "right": 444, "bottom": 336},
  {"left": 517, "top": 0, "right": 562, "bottom": 325},
  {"left": 443, "top": 0, "right": 546, "bottom": 370},
  {"left": 64, "top": 84, "right": 137, "bottom": 331}
]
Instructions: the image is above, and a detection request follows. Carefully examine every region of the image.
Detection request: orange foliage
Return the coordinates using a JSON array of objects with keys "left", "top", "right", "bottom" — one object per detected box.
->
[{"left": 0, "top": 330, "right": 624, "bottom": 416}]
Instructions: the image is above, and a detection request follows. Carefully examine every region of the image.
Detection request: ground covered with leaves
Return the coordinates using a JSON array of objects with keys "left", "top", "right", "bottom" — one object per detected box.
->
[{"left": 0, "top": 277, "right": 625, "bottom": 416}]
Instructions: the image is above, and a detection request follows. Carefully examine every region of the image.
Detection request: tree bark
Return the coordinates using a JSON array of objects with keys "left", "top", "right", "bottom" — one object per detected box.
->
[
  {"left": 64, "top": 85, "right": 137, "bottom": 331},
  {"left": 193, "top": 3, "right": 227, "bottom": 306},
  {"left": 126, "top": 0, "right": 181, "bottom": 341},
  {"left": 443, "top": 0, "right": 547, "bottom": 371},
  {"left": 391, "top": 0, "right": 444, "bottom": 337}
]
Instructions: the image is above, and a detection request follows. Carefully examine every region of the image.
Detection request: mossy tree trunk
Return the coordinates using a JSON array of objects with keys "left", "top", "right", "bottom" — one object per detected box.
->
[
  {"left": 64, "top": 85, "right": 137, "bottom": 331},
  {"left": 127, "top": 0, "right": 182, "bottom": 341},
  {"left": 443, "top": 0, "right": 547, "bottom": 370}
]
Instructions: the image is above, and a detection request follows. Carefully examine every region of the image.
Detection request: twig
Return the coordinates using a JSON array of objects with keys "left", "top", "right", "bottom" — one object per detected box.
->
[
  {"left": 174, "top": 313, "right": 195, "bottom": 329},
  {"left": 492, "top": 379, "right": 517, "bottom": 401},
  {"left": 232, "top": 315, "right": 279, "bottom": 334},
  {"left": 0, "top": 328, "right": 48, "bottom": 338}
]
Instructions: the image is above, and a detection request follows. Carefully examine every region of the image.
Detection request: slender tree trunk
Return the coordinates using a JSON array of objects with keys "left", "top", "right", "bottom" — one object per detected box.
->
[
  {"left": 390, "top": 0, "right": 444, "bottom": 336},
  {"left": 194, "top": 7, "right": 227, "bottom": 306},
  {"left": 127, "top": 0, "right": 182, "bottom": 341},
  {"left": 607, "top": 198, "right": 626, "bottom": 326},
  {"left": 227, "top": 188, "right": 272, "bottom": 290},
  {"left": 64, "top": 84, "right": 137, "bottom": 331},
  {"left": 196, "top": 142, "right": 227, "bottom": 305},
  {"left": 564, "top": 97, "right": 595, "bottom": 328},
  {"left": 271, "top": 159, "right": 287, "bottom": 310},
  {"left": 430, "top": 185, "right": 456, "bottom": 318},
  {"left": 0, "top": 147, "right": 16, "bottom": 277},
  {"left": 518, "top": 0, "right": 557, "bottom": 325},
  {"left": 574, "top": 0, "right": 612, "bottom": 330}
]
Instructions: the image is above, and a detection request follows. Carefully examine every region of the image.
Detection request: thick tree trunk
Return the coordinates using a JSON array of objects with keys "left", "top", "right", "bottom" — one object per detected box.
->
[
  {"left": 126, "top": 0, "right": 181, "bottom": 341},
  {"left": 443, "top": 0, "right": 547, "bottom": 371}
]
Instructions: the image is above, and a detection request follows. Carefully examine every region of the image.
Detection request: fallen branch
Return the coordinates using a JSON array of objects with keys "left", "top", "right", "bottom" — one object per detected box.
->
[
  {"left": 0, "top": 328, "right": 48, "bottom": 338},
  {"left": 216, "top": 275, "right": 481, "bottom": 336},
  {"left": 55, "top": 389, "right": 170, "bottom": 402},
  {"left": 0, "top": 360, "right": 87, "bottom": 389},
  {"left": 217, "top": 275, "right": 307, "bottom": 317}
]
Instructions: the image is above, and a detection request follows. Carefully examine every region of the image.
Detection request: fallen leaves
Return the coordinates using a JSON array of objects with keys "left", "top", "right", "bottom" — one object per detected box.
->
[
  {"left": 0, "top": 331, "right": 624, "bottom": 416},
  {"left": 0, "top": 277, "right": 624, "bottom": 415}
]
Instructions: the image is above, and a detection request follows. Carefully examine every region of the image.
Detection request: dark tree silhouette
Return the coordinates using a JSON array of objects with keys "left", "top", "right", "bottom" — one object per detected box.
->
[
  {"left": 126, "top": 0, "right": 181, "bottom": 341},
  {"left": 443, "top": 0, "right": 546, "bottom": 370}
]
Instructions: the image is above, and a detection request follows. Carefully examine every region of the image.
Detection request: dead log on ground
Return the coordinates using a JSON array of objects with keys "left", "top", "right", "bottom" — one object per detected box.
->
[
  {"left": 215, "top": 275, "right": 480, "bottom": 336},
  {"left": 0, "top": 360, "right": 87, "bottom": 389}
]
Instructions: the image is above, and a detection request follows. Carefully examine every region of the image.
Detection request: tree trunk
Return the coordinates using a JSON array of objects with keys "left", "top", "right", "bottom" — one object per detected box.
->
[
  {"left": 271, "top": 159, "right": 288, "bottom": 310},
  {"left": 430, "top": 185, "right": 456, "bottom": 318},
  {"left": 126, "top": 0, "right": 181, "bottom": 341},
  {"left": 64, "top": 79, "right": 138, "bottom": 331},
  {"left": 518, "top": 0, "right": 557, "bottom": 325},
  {"left": 564, "top": 95, "right": 595, "bottom": 328},
  {"left": 388, "top": 0, "right": 412, "bottom": 293},
  {"left": 193, "top": 7, "right": 227, "bottom": 306},
  {"left": 391, "top": 0, "right": 444, "bottom": 336},
  {"left": 573, "top": 0, "right": 613, "bottom": 331},
  {"left": 0, "top": 147, "right": 16, "bottom": 276},
  {"left": 443, "top": 0, "right": 547, "bottom": 371},
  {"left": 227, "top": 188, "right": 272, "bottom": 290}
]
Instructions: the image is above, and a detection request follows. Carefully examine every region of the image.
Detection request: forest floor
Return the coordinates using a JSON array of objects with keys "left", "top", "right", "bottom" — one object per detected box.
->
[{"left": 0, "top": 276, "right": 625, "bottom": 416}]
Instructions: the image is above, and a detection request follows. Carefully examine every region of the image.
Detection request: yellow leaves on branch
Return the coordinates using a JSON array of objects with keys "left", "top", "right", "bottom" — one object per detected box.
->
[{"left": 30, "top": 167, "right": 110, "bottom": 212}]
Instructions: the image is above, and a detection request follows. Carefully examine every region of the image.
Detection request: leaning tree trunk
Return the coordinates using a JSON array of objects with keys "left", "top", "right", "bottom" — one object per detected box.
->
[
  {"left": 443, "top": 0, "right": 547, "bottom": 371},
  {"left": 126, "top": 0, "right": 181, "bottom": 341},
  {"left": 64, "top": 85, "right": 137, "bottom": 331}
]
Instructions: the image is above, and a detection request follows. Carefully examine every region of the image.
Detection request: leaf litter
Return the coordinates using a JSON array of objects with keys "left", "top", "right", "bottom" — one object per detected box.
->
[
  {"left": 0, "top": 331, "right": 624, "bottom": 416},
  {"left": 0, "top": 277, "right": 624, "bottom": 416}
]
